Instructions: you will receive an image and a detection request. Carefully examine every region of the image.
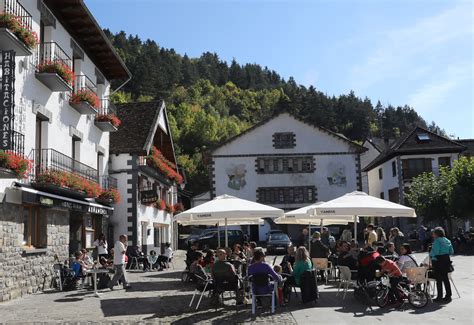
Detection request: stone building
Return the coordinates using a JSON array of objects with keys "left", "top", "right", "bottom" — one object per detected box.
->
[
  {"left": 0, "top": 0, "right": 130, "bottom": 301},
  {"left": 209, "top": 112, "right": 367, "bottom": 241},
  {"left": 109, "top": 101, "right": 183, "bottom": 254}
]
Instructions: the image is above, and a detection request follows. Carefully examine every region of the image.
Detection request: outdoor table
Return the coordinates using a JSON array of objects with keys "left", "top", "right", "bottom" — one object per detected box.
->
[{"left": 86, "top": 268, "right": 109, "bottom": 297}]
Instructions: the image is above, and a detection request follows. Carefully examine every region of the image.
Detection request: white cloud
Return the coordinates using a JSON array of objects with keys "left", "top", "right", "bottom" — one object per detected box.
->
[{"left": 348, "top": 2, "right": 473, "bottom": 93}]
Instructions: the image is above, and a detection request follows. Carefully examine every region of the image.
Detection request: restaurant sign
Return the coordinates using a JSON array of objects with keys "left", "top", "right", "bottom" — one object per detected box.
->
[
  {"left": 1, "top": 50, "right": 15, "bottom": 150},
  {"left": 37, "top": 195, "right": 112, "bottom": 216},
  {"left": 140, "top": 189, "right": 158, "bottom": 204}
]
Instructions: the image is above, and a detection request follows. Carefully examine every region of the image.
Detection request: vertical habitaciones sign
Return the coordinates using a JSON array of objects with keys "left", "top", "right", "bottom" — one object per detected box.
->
[{"left": 1, "top": 50, "right": 15, "bottom": 150}]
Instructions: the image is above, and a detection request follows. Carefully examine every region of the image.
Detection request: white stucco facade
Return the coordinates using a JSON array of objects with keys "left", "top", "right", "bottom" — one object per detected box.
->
[{"left": 211, "top": 113, "right": 365, "bottom": 241}]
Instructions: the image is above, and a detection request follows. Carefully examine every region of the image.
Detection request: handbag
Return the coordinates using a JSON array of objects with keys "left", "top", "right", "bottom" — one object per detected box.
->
[{"left": 448, "top": 262, "right": 454, "bottom": 273}]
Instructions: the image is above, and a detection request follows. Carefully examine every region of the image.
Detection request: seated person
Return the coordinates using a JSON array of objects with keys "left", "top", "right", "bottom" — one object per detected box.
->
[
  {"left": 157, "top": 243, "right": 173, "bottom": 270},
  {"left": 232, "top": 244, "right": 245, "bottom": 260},
  {"left": 397, "top": 243, "right": 418, "bottom": 273},
  {"left": 72, "top": 251, "right": 89, "bottom": 278},
  {"left": 190, "top": 252, "right": 209, "bottom": 280},
  {"left": 375, "top": 241, "right": 386, "bottom": 255},
  {"left": 280, "top": 245, "right": 296, "bottom": 274},
  {"left": 337, "top": 241, "right": 358, "bottom": 271},
  {"left": 383, "top": 242, "right": 399, "bottom": 260},
  {"left": 148, "top": 250, "right": 159, "bottom": 270},
  {"left": 376, "top": 256, "right": 404, "bottom": 305},
  {"left": 247, "top": 250, "right": 282, "bottom": 295},
  {"left": 80, "top": 249, "right": 93, "bottom": 266},
  {"left": 186, "top": 242, "right": 199, "bottom": 269},
  {"left": 202, "top": 249, "right": 215, "bottom": 272},
  {"left": 212, "top": 249, "right": 244, "bottom": 305},
  {"left": 284, "top": 247, "right": 312, "bottom": 302},
  {"left": 310, "top": 232, "right": 330, "bottom": 258}
]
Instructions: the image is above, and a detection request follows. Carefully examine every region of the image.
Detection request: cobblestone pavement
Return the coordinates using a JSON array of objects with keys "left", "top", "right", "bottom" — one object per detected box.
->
[
  {"left": 0, "top": 253, "right": 472, "bottom": 324},
  {"left": 0, "top": 251, "right": 295, "bottom": 324}
]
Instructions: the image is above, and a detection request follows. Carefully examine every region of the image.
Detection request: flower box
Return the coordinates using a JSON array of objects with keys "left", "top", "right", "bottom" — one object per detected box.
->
[
  {"left": 95, "top": 114, "right": 120, "bottom": 132},
  {"left": 0, "top": 151, "right": 31, "bottom": 179},
  {"left": 146, "top": 147, "right": 184, "bottom": 184},
  {"left": 0, "top": 13, "right": 38, "bottom": 56},
  {"left": 70, "top": 89, "right": 99, "bottom": 115},
  {"left": 32, "top": 170, "right": 102, "bottom": 199},
  {"left": 36, "top": 61, "right": 74, "bottom": 92},
  {"left": 97, "top": 188, "right": 121, "bottom": 205}
]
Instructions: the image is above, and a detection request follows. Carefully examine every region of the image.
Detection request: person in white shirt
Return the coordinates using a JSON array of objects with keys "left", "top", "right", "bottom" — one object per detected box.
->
[
  {"left": 108, "top": 235, "right": 131, "bottom": 289},
  {"left": 397, "top": 243, "right": 418, "bottom": 273},
  {"left": 366, "top": 224, "right": 378, "bottom": 247},
  {"left": 157, "top": 243, "right": 173, "bottom": 270},
  {"left": 93, "top": 233, "right": 108, "bottom": 260}
]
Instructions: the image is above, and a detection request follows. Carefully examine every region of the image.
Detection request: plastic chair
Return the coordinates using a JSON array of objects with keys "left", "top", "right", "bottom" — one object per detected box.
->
[
  {"left": 337, "top": 266, "right": 356, "bottom": 299},
  {"left": 213, "top": 274, "right": 241, "bottom": 306},
  {"left": 189, "top": 273, "right": 213, "bottom": 310},
  {"left": 312, "top": 258, "right": 331, "bottom": 284},
  {"left": 405, "top": 267, "right": 431, "bottom": 300},
  {"left": 52, "top": 264, "right": 64, "bottom": 291},
  {"left": 127, "top": 256, "right": 140, "bottom": 270},
  {"left": 248, "top": 274, "right": 278, "bottom": 314}
]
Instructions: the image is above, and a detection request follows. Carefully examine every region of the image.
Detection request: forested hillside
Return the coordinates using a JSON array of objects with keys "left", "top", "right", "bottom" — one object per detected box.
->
[{"left": 105, "top": 30, "right": 442, "bottom": 194}]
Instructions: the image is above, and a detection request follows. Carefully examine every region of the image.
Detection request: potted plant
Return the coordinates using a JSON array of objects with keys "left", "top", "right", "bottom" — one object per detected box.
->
[
  {"left": 34, "top": 169, "right": 102, "bottom": 199},
  {"left": 98, "top": 188, "right": 121, "bottom": 204},
  {"left": 36, "top": 60, "right": 74, "bottom": 86},
  {"left": 69, "top": 89, "right": 100, "bottom": 114},
  {"left": 95, "top": 113, "right": 121, "bottom": 132},
  {"left": 154, "top": 199, "right": 166, "bottom": 211},
  {"left": 165, "top": 203, "right": 175, "bottom": 214},
  {"left": 146, "top": 147, "right": 184, "bottom": 184},
  {"left": 0, "top": 150, "right": 31, "bottom": 179},
  {"left": 173, "top": 202, "right": 185, "bottom": 213},
  {"left": 0, "top": 13, "right": 38, "bottom": 54}
]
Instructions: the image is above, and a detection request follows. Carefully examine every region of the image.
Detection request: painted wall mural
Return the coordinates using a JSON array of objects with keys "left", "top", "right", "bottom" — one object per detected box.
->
[
  {"left": 226, "top": 164, "right": 247, "bottom": 190},
  {"left": 327, "top": 162, "right": 347, "bottom": 186}
]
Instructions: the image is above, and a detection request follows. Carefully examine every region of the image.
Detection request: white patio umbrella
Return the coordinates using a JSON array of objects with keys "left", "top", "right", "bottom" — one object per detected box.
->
[
  {"left": 174, "top": 194, "right": 284, "bottom": 246},
  {"left": 308, "top": 191, "right": 416, "bottom": 242}
]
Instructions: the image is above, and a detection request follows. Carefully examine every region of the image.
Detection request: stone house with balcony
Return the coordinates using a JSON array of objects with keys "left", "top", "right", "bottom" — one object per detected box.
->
[
  {"left": 210, "top": 112, "right": 367, "bottom": 241},
  {"left": 0, "top": 0, "right": 130, "bottom": 301},
  {"left": 110, "top": 101, "right": 183, "bottom": 255},
  {"left": 362, "top": 126, "right": 467, "bottom": 230}
]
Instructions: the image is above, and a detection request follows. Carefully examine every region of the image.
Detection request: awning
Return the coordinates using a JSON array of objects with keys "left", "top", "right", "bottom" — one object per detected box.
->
[{"left": 12, "top": 184, "right": 113, "bottom": 216}]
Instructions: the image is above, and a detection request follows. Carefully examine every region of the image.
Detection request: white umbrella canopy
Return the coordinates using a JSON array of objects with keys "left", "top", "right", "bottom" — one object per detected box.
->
[
  {"left": 174, "top": 194, "right": 284, "bottom": 222},
  {"left": 174, "top": 194, "right": 284, "bottom": 247},
  {"left": 178, "top": 219, "right": 264, "bottom": 226},
  {"left": 275, "top": 216, "right": 352, "bottom": 225},
  {"left": 309, "top": 191, "right": 416, "bottom": 218},
  {"left": 309, "top": 191, "right": 416, "bottom": 242}
]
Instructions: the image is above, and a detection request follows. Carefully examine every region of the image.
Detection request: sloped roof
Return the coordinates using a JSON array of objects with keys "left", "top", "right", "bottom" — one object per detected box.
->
[
  {"left": 363, "top": 126, "right": 466, "bottom": 172},
  {"left": 211, "top": 112, "right": 367, "bottom": 154},
  {"left": 44, "top": 0, "right": 130, "bottom": 80},
  {"left": 110, "top": 101, "right": 176, "bottom": 165},
  {"left": 457, "top": 139, "right": 474, "bottom": 157}
]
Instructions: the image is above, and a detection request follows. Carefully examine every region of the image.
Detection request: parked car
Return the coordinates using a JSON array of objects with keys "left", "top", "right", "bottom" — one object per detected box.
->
[
  {"left": 185, "top": 228, "right": 217, "bottom": 247},
  {"left": 195, "top": 229, "right": 244, "bottom": 250},
  {"left": 266, "top": 233, "right": 292, "bottom": 255},
  {"left": 266, "top": 229, "right": 285, "bottom": 241}
]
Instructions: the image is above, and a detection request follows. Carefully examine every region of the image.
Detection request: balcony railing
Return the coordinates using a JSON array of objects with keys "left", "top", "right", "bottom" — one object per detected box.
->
[
  {"left": 11, "top": 130, "right": 24, "bottom": 155},
  {"left": 100, "top": 175, "right": 118, "bottom": 190},
  {"left": 97, "top": 98, "right": 117, "bottom": 116},
  {"left": 36, "top": 42, "right": 73, "bottom": 71},
  {"left": 73, "top": 74, "right": 97, "bottom": 94},
  {"left": 30, "top": 148, "right": 98, "bottom": 183},
  {"left": 1, "top": 0, "right": 32, "bottom": 30}
]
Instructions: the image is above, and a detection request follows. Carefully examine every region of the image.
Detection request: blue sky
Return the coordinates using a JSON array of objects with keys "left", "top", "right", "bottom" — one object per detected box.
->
[{"left": 85, "top": 0, "right": 473, "bottom": 139}]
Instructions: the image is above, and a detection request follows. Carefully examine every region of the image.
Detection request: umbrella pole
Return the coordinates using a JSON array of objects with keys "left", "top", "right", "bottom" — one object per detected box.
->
[
  {"left": 217, "top": 222, "right": 221, "bottom": 248},
  {"left": 308, "top": 222, "right": 311, "bottom": 254},
  {"left": 353, "top": 216, "right": 357, "bottom": 244},
  {"left": 225, "top": 218, "right": 228, "bottom": 248}
]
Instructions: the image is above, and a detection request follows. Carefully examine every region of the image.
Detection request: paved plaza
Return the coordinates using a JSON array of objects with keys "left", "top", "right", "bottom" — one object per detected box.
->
[{"left": 0, "top": 252, "right": 472, "bottom": 325}]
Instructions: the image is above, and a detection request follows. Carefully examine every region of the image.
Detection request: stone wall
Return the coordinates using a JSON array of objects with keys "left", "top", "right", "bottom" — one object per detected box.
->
[{"left": 0, "top": 203, "right": 69, "bottom": 302}]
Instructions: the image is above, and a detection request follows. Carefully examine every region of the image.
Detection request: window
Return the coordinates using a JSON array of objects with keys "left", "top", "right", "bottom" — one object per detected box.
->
[
  {"left": 380, "top": 192, "right": 385, "bottom": 200},
  {"left": 378, "top": 168, "right": 383, "bottom": 179},
  {"left": 258, "top": 186, "right": 316, "bottom": 204},
  {"left": 402, "top": 158, "right": 432, "bottom": 180},
  {"left": 273, "top": 132, "right": 295, "bottom": 148},
  {"left": 22, "top": 207, "right": 46, "bottom": 248},
  {"left": 154, "top": 227, "right": 160, "bottom": 247},
  {"left": 256, "top": 157, "right": 314, "bottom": 174},
  {"left": 438, "top": 157, "right": 451, "bottom": 168},
  {"left": 392, "top": 161, "right": 397, "bottom": 177},
  {"left": 416, "top": 133, "right": 430, "bottom": 141}
]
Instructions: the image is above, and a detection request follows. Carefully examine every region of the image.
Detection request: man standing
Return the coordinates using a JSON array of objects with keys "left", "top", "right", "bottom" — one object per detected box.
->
[
  {"left": 108, "top": 234, "right": 131, "bottom": 290},
  {"left": 366, "top": 224, "right": 378, "bottom": 247}
]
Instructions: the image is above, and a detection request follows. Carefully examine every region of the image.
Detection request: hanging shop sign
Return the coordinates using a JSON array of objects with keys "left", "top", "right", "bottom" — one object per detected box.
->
[
  {"left": 1, "top": 50, "right": 15, "bottom": 150},
  {"left": 140, "top": 189, "right": 158, "bottom": 204}
]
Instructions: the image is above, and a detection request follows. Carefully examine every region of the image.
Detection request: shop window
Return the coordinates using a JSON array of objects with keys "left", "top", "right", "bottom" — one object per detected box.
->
[{"left": 22, "top": 207, "right": 47, "bottom": 248}]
